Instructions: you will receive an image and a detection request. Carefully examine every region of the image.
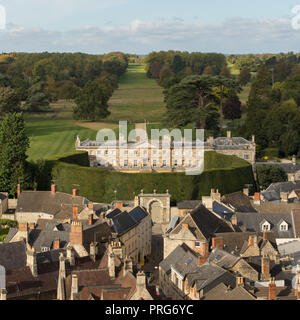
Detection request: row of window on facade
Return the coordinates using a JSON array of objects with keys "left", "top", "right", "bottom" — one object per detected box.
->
[
  {"left": 96, "top": 159, "right": 203, "bottom": 168},
  {"left": 90, "top": 149, "right": 204, "bottom": 156}
]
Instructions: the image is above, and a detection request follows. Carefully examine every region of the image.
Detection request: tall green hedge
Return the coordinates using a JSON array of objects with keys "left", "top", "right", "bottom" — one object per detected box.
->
[{"left": 37, "top": 151, "right": 256, "bottom": 203}]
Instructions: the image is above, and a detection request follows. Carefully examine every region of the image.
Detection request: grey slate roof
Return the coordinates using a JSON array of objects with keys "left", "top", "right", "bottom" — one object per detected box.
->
[
  {"left": 215, "top": 231, "right": 277, "bottom": 255},
  {"left": 16, "top": 191, "right": 87, "bottom": 215},
  {"left": 262, "top": 181, "right": 300, "bottom": 202},
  {"left": 160, "top": 243, "right": 197, "bottom": 276},
  {"left": 110, "top": 206, "right": 148, "bottom": 236},
  {"left": 177, "top": 200, "right": 201, "bottom": 210},
  {"left": 186, "top": 262, "right": 236, "bottom": 292},
  {"left": 236, "top": 212, "right": 295, "bottom": 239},
  {"left": 278, "top": 240, "right": 300, "bottom": 256},
  {"left": 4, "top": 228, "right": 18, "bottom": 243},
  {"left": 169, "top": 205, "right": 234, "bottom": 240},
  {"left": 207, "top": 248, "right": 240, "bottom": 269},
  {"left": 222, "top": 192, "right": 257, "bottom": 213},
  {"left": 212, "top": 201, "right": 235, "bottom": 221},
  {"left": 0, "top": 241, "right": 27, "bottom": 271}
]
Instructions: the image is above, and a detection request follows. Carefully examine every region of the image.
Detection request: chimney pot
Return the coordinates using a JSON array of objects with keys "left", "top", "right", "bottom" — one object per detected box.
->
[{"left": 51, "top": 184, "right": 56, "bottom": 194}]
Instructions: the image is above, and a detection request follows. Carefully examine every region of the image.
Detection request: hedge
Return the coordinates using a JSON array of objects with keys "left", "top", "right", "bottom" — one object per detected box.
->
[{"left": 37, "top": 151, "right": 256, "bottom": 203}]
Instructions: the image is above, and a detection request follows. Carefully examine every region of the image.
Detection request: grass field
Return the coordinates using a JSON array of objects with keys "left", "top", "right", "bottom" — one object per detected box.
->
[
  {"left": 25, "top": 118, "right": 97, "bottom": 161},
  {"left": 107, "top": 64, "right": 165, "bottom": 123},
  {"left": 25, "top": 64, "right": 166, "bottom": 161}
]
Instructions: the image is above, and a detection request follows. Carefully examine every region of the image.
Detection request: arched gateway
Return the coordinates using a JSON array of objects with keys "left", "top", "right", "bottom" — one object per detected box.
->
[{"left": 137, "top": 190, "right": 171, "bottom": 224}]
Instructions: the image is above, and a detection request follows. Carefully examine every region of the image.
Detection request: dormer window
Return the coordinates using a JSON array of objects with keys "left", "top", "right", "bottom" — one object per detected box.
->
[
  {"left": 261, "top": 220, "right": 271, "bottom": 232},
  {"left": 279, "top": 220, "right": 289, "bottom": 232}
]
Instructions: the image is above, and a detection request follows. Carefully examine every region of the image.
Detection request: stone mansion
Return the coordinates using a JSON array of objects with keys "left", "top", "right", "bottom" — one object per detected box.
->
[{"left": 75, "top": 124, "right": 256, "bottom": 172}]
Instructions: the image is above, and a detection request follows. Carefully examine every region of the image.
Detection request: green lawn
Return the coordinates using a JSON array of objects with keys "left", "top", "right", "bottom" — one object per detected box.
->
[
  {"left": 25, "top": 118, "right": 97, "bottom": 161},
  {"left": 107, "top": 64, "right": 166, "bottom": 123}
]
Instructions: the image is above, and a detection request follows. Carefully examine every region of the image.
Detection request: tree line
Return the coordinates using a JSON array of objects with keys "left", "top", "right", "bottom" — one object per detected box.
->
[{"left": 0, "top": 52, "right": 129, "bottom": 120}]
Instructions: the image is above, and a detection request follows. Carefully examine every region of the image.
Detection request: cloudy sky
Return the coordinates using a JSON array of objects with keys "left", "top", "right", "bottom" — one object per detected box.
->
[{"left": 0, "top": 0, "right": 300, "bottom": 54}]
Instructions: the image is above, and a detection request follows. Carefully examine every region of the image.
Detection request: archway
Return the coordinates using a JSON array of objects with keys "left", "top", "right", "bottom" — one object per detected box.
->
[{"left": 149, "top": 201, "right": 163, "bottom": 224}]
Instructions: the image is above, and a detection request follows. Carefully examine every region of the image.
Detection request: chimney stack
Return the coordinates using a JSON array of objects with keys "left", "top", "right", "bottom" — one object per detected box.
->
[
  {"left": 261, "top": 254, "right": 271, "bottom": 281},
  {"left": 17, "top": 184, "right": 21, "bottom": 197},
  {"left": 231, "top": 214, "right": 237, "bottom": 226},
  {"left": 88, "top": 214, "right": 93, "bottom": 226},
  {"left": 72, "top": 206, "right": 79, "bottom": 220},
  {"left": 26, "top": 245, "right": 38, "bottom": 277},
  {"left": 108, "top": 253, "right": 116, "bottom": 279},
  {"left": 70, "top": 221, "right": 83, "bottom": 245},
  {"left": 67, "top": 246, "right": 75, "bottom": 266},
  {"left": 243, "top": 188, "right": 249, "bottom": 197},
  {"left": 88, "top": 202, "right": 94, "bottom": 211},
  {"left": 51, "top": 184, "right": 56, "bottom": 195},
  {"left": 71, "top": 274, "right": 78, "bottom": 300},
  {"left": 59, "top": 252, "right": 66, "bottom": 279},
  {"left": 136, "top": 271, "right": 147, "bottom": 294},
  {"left": 293, "top": 155, "right": 297, "bottom": 166},
  {"left": 212, "top": 237, "right": 224, "bottom": 250},
  {"left": 254, "top": 193, "right": 261, "bottom": 205},
  {"left": 280, "top": 192, "right": 289, "bottom": 203},
  {"left": 268, "top": 278, "right": 277, "bottom": 300},
  {"left": 90, "top": 242, "right": 98, "bottom": 262},
  {"left": 236, "top": 277, "right": 245, "bottom": 287},
  {"left": 53, "top": 238, "right": 60, "bottom": 250},
  {"left": 248, "top": 235, "right": 257, "bottom": 247},
  {"left": 123, "top": 256, "right": 133, "bottom": 277},
  {"left": 72, "top": 189, "right": 78, "bottom": 198}
]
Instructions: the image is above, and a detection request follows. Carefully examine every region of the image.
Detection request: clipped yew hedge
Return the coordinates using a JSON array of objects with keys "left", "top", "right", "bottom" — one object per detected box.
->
[{"left": 37, "top": 151, "right": 256, "bottom": 203}]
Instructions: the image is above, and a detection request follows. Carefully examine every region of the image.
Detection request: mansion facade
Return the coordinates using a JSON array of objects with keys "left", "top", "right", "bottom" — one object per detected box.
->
[{"left": 75, "top": 127, "right": 256, "bottom": 172}]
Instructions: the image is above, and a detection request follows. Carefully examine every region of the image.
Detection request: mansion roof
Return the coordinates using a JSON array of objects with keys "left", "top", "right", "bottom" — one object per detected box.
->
[{"left": 77, "top": 136, "right": 254, "bottom": 150}]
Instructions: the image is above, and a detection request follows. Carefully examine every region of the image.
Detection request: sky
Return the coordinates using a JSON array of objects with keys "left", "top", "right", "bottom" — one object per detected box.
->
[{"left": 0, "top": 0, "right": 300, "bottom": 54}]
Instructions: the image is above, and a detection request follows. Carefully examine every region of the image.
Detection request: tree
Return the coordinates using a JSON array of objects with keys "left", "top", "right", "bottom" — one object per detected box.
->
[
  {"left": 223, "top": 95, "right": 242, "bottom": 120},
  {"left": 256, "top": 165, "right": 287, "bottom": 190},
  {"left": 0, "top": 87, "right": 21, "bottom": 115},
  {"left": 213, "top": 77, "right": 242, "bottom": 131},
  {"left": 238, "top": 67, "right": 251, "bottom": 86},
  {"left": 24, "top": 81, "right": 51, "bottom": 112},
  {"left": 219, "top": 66, "right": 231, "bottom": 78},
  {"left": 73, "top": 80, "right": 111, "bottom": 121},
  {"left": 0, "top": 113, "right": 30, "bottom": 195},
  {"left": 164, "top": 75, "right": 218, "bottom": 129},
  {"left": 171, "top": 55, "right": 185, "bottom": 74},
  {"left": 202, "top": 66, "right": 214, "bottom": 75}
]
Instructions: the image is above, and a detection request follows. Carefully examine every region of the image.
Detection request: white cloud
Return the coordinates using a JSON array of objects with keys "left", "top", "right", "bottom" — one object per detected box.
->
[{"left": 0, "top": 17, "right": 300, "bottom": 53}]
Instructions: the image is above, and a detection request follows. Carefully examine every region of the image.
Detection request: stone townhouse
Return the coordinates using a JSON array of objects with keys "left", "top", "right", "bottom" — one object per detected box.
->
[
  {"left": 75, "top": 122, "right": 256, "bottom": 171},
  {"left": 15, "top": 185, "right": 97, "bottom": 224},
  {"left": 106, "top": 206, "right": 152, "bottom": 264},
  {"left": 57, "top": 245, "right": 153, "bottom": 301},
  {"left": 159, "top": 243, "right": 237, "bottom": 300},
  {"left": 5, "top": 215, "right": 112, "bottom": 256},
  {"left": 163, "top": 204, "right": 235, "bottom": 259}
]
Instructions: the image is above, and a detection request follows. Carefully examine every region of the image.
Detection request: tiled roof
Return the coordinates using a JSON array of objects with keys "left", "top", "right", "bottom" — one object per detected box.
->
[
  {"left": 16, "top": 191, "right": 86, "bottom": 216},
  {"left": 222, "top": 192, "right": 256, "bottom": 213},
  {"left": 176, "top": 201, "right": 201, "bottom": 210},
  {"left": 236, "top": 212, "right": 295, "bottom": 239},
  {"left": 262, "top": 181, "right": 300, "bottom": 201},
  {"left": 0, "top": 241, "right": 26, "bottom": 271},
  {"left": 215, "top": 232, "right": 277, "bottom": 255},
  {"left": 203, "top": 283, "right": 256, "bottom": 300},
  {"left": 169, "top": 205, "right": 234, "bottom": 240},
  {"left": 208, "top": 248, "right": 240, "bottom": 269}
]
